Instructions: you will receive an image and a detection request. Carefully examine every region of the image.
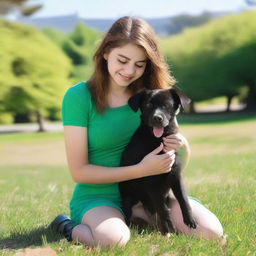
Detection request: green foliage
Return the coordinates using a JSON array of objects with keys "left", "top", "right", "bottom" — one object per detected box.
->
[
  {"left": 42, "top": 22, "right": 100, "bottom": 82},
  {"left": 0, "top": 20, "right": 100, "bottom": 124},
  {"left": 42, "top": 22, "right": 100, "bottom": 66},
  {"left": 69, "top": 22, "right": 100, "bottom": 47},
  {"left": 42, "top": 23, "right": 100, "bottom": 66},
  {"left": 0, "top": 112, "right": 13, "bottom": 124},
  {"left": 67, "top": 22, "right": 100, "bottom": 65},
  {"left": 41, "top": 27, "right": 67, "bottom": 48},
  {"left": 69, "top": 64, "right": 94, "bottom": 82},
  {"left": 0, "top": 19, "right": 72, "bottom": 123},
  {"left": 162, "top": 11, "right": 256, "bottom": 108},
  {"left": 62, "top": 38, "right": 88, "bottom": 65}
]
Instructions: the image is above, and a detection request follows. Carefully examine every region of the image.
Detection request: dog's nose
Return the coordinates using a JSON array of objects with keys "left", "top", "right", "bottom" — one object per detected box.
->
[{"left": 153, "top": 115, "right": 163, "bottom": 122}]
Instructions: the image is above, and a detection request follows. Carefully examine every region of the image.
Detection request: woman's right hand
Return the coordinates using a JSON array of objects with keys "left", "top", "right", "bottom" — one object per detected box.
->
[{"left": 139, "top": 143, "right": 176, "bottom": 177}]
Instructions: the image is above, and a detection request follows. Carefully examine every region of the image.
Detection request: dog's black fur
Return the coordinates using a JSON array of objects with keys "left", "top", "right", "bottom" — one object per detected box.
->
[{"left": 119, "top": 88, "right": 197, "bottom": 235}]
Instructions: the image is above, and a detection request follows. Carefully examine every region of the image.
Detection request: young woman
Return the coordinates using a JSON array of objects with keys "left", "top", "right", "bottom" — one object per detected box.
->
[{"left": 51, "top": 16, "right": 224, "bottom": 247}]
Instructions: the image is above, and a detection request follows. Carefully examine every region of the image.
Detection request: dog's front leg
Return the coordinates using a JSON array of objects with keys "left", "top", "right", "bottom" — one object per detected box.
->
[{"left": 170, "top": 171, "right": 197, "bottom": 229}]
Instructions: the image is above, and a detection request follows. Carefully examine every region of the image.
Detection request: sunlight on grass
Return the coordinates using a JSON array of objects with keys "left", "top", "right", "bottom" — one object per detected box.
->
[{"left": 0, "top": 116, "right": 255, "bottom": 255}]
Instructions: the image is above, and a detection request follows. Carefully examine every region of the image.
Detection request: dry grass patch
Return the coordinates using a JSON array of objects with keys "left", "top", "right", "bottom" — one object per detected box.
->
[
  {"left": 180, "top": 120, "right": 256, "bottom": 157},
  {"left": 0, "top": 140, "right": 66, "bottom": 166}
]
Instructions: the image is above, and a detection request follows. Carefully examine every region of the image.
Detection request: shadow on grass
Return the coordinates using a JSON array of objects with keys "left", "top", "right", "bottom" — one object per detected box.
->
[{"left": 0, "top": 226, "right": 63, "bottom": 250}]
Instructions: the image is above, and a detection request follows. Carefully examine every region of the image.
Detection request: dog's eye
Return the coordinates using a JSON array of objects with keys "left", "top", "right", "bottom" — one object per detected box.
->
[{"left": 146, "top": 102, "right": 153, "bottom": 108}]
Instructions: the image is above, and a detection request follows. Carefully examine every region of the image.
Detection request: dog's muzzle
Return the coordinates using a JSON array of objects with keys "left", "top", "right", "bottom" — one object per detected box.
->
[{"left": 151, "top": 109, "right": 169, "bottom": 127}]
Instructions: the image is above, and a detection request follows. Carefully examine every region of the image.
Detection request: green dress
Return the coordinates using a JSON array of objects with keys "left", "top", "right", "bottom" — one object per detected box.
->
[{"left": 62, "top": 81, "right": 141, "bottom": 224}]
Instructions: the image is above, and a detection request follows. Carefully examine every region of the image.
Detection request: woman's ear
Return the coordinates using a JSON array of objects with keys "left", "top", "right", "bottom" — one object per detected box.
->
[{"left": 103, "top": 53, "right": 108, "bottom": 60}]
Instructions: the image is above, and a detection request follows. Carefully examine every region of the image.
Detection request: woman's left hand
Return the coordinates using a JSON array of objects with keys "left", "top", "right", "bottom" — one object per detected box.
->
[{"left": 163, "top": 133, "right": 184, "bottom": 152}]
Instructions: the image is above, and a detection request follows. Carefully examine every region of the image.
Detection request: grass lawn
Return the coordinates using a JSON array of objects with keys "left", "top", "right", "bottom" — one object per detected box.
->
[{"left": 0, "top": 113, "right": 255, "bottom": 256}]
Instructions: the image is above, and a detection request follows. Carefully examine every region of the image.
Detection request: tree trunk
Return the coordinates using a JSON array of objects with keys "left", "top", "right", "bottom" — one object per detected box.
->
[
  {"left": 245, "top": 80, "right": 256, "bottom": 111},
  {"left": 36, "top": 111, "right": 45, "bottom": 132},
  {"left": 226, "top": 95, "right": 233, "bottom": 112}
]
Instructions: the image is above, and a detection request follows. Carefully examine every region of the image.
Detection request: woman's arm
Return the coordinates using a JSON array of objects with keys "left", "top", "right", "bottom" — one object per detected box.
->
[{"left": 64, "top": 126, "right": 176, "bottom": 184}]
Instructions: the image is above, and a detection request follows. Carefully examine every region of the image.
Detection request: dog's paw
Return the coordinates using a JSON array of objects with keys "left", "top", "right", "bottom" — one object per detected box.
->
[
  {"left": 184, "top": 217, "right": 197, "bottom": 229},
  {"left": 188, "top": 220, "right": 197, "bottom": 229}
]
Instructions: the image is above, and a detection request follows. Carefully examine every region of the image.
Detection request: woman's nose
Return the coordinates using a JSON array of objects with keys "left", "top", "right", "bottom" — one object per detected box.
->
[{"left": 124, "top": 64, "right": 136, "bottom": 75}]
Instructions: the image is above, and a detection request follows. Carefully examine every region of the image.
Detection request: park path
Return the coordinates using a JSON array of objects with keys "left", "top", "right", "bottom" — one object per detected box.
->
[
  {"left": 0, "top": 103, "right": 245, "bottom": 133},
  {"left": 0, "top": 122, "right": 63, "bottom": 133}
]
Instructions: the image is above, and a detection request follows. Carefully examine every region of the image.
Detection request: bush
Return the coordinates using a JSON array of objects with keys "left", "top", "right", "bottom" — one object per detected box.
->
[{"left": 0, "top": 112, "right": 14, "bottom": 124}]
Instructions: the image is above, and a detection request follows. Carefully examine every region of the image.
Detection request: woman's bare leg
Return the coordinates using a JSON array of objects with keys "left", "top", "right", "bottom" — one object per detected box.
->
[
  {"left": 71, "top": 223, "right": 95, "bottom": 247},
  {"left": 131, "top": 198, "right": 224, "bottom": 240},
  {"left": 72, "top": 206, "right": 130, "bottom": 247}
]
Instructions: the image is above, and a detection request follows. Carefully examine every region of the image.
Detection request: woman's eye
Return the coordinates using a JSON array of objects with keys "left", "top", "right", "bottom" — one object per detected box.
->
[
  {"left": 136, "top": 64, "right": 144, "bottom": 68},
  {"left": 118, "top": 59, "right": 127, "bottom": 64}
]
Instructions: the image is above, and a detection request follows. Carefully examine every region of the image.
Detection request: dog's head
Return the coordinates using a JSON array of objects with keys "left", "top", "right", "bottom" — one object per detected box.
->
[{"left": 128, "top": 88, "right": 191, "bottom": 137}]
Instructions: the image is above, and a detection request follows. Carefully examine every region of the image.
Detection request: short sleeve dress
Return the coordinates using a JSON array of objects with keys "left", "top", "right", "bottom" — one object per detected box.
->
[{"left": 62, "top": 81, "right": 141, "bottom": 224}]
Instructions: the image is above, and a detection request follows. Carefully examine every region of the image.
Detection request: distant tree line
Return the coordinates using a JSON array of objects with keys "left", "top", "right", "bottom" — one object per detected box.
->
[
  {"left": 167, "top": 12, "right": 213, "bottom": 35},
  {"left": 1, "top": 9, "right": 256, "bottom": 131}
]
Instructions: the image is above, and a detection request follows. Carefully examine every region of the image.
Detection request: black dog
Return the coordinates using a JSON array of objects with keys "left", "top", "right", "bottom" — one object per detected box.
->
[{"left": 119, "top": 88, "right": 197, "bottom": 235}]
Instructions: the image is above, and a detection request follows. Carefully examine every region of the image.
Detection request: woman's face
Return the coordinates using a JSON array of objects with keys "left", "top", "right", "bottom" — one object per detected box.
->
[{"left": 104, "top": 43, "right": 147, "bottom": 89}]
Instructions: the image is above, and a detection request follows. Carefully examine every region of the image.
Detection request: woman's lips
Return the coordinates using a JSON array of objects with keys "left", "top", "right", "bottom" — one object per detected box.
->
[{"left": 119, "top": 73, "right": 132, "bottom": 81}]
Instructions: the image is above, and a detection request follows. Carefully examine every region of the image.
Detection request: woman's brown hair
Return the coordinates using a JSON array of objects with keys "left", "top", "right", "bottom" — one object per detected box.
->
[{"left": 88, "top": 16, "right": 176, "bottom": 113}]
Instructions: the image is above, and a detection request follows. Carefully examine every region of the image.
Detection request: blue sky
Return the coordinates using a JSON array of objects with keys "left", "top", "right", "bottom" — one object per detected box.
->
[{"left": 32, "top": 0, "right": 254, "bottom": 19}]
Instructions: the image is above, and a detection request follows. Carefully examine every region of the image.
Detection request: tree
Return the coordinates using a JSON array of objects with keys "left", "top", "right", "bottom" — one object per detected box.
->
[
  {"left": 162, "top": 11, "right": 256, "bottom": 111},
  {"left": 0, "top": 0, "right": 42, "bottom": 16},
  {"left": 69, "top": 22, "right": 100, "bottom": 47},
  {"left": 41, "top": 27, "right": 67, "bottom": 48},
  {"left": 62, "top": 39, "right": 88, "bottom": 65},
  {"left": 42, "top": 23, "right": 100, "bottom": 66},
  {"left": 0, "top": 19, "right": 72, "bottom": 130},
  {"left": 220, "top": 42, "right": 256, "bottom": 110},
  {"left": 68, "top": 22, "right": 100, "bottom": 65},
  {"left": 42, "top": 23, "right": 100, "bottom": 83}
]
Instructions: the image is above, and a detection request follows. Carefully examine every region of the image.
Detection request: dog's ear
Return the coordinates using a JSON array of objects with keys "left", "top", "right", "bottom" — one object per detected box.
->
[
  {"left": 128, "top": 90, "right": 146, "bottom": 112},
  {"left": 169, "top": 88, "right": 191, "bottom": 110}
]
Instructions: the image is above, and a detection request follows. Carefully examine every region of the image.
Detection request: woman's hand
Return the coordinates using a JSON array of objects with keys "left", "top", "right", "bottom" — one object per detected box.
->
[
  {"left": 163, "top": 133, "right": 185, "bottom": 152},
  {"left": 139, "top": 143, "right": 176, "bottom": 176},
  {"left": 163, "top": 133, "right": 191, "bottom": 170}
]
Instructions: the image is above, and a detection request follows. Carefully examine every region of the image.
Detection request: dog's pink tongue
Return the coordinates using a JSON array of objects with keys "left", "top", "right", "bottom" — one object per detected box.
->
[{"left": 153, "top": 127, "right": 164, "bottom": 138}]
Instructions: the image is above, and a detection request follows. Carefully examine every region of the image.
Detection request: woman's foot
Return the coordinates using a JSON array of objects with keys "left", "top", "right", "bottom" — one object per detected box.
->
[{"left": 50, "top": 214, "right": 76, "bottom": 241}]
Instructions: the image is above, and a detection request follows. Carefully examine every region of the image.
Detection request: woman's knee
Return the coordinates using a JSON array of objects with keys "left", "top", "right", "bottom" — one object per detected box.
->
[
  {"left": 189, "top": 199, "right": 224, "bottom": 240},
  {"left": 196, "top": 211, "right": 224, "bottom": 240},
  {"left": 82, "top": 206, "right": 131, "bottom": 247},
  {"left": 93, "top": 220, "right": 131, "bottom": 247},
  {"left": 170, "top": 198, "right": 224, "bottom": 240}
]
